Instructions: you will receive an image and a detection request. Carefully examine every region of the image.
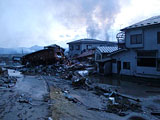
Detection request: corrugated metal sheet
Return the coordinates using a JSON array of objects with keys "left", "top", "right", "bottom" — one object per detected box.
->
[{"left": 97, "top": 46, "right": 119, "bottom": 53}]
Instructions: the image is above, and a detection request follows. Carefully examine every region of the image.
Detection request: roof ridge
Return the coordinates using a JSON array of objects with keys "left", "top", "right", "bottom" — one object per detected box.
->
[{"left": 121, "top": 15, "right": 160, "bottom": 31}]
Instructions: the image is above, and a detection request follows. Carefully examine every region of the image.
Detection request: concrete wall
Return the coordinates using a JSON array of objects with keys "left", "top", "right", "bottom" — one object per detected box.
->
[{"left": 112, "top": 50, "right": 137, "bottom": 76}]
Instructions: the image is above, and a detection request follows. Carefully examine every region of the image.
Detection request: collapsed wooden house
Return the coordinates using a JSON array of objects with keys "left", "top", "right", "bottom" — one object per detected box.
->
[{"left": 22, "top": 44, "right": 65, "bottom": 66}]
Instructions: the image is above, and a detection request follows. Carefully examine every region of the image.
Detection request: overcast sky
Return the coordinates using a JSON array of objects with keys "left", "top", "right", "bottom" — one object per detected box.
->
[{"left": 0, "top": 0, "right": 160, "bottom": 48}]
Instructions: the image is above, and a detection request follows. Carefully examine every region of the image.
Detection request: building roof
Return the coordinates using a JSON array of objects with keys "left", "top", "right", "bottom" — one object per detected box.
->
[
  {"left": 44, "top": 44, "right": 65, "bottom": 51},
  {"left": 76, "top": 49, "right": 95, "bottom": 58},
  {"left": 121, "top": 15, "right": 160, "bottom": 31},
  {"left": 97, "top": 46, "right": 119, "bottom": 53},
  {"left": 67, "top": 38, "right": 115, "bottom": 44}
]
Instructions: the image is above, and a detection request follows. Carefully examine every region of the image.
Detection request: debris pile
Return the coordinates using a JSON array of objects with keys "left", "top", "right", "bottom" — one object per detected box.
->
[
  {"left": 19, "top": 61, "right": 95, "bottom": 88},
  {"left": 22, "top": 44, "right": 65, "bottom": 66},
  {"left": 93, "top": 85, "right": 142, "bottom": 116},
  {"left": 106, "top": 93, "right": 142, "bottom": 116},
  {"left": 0, "top": 68, "right": 17, "bottom": 88},
  {"left": 18, "top": 94, "right": 32, "bottom": 104}
]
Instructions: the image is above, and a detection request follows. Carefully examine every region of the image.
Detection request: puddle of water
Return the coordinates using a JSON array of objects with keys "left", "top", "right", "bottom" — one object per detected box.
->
[{"left": 89, "top": 75, "right": 160, "bottom": 98}]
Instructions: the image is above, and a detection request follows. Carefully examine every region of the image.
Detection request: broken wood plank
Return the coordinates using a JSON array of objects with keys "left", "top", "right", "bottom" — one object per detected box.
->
[{"left": 117, "top": 93, "right": 141, "bottom": 102}]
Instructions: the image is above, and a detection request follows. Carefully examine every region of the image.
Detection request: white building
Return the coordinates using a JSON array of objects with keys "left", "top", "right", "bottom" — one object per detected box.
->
[
  {"left": 96, "top": 15, "right": 160, "bottom": 78},
  {"left": 67, "top": 38, "right": 117, "bottom": 57}
]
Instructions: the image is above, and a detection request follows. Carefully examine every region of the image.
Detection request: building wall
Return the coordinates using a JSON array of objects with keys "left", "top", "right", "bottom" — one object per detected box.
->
[
  {"left": 143, "top": 27, "right": 160, "bottom": 58},
  {"left": 68, "top": 43, "right": 108, "bottom": 57},
  {"left": 125, "top": 26, "right": 160, "bottom": 58},
  {"left": 112, "top": 49, "right": 160, "bottom": 78},
  {"left": 136, "top": 67, "right": 159, "bottom": 75},
  {"left": 125, "top": 29, "right": 143, "bottom": 48},
  {"left": 122, "top": 26, "right": 160, "bottom": 78},
  {"left": 68, "top": 44, "right": 82, "bottom": 57},
  {"left": 112, "top": 50, "right": 137, "bottom": 76}
]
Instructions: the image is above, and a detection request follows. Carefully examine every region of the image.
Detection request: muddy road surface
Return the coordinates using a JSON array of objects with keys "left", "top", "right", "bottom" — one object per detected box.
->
[
  {"left": 0, "top": 69, "right": 160, "bottom": 120},
  {"left": 0, "top": 69, "right": 50, "bottom": 120}
]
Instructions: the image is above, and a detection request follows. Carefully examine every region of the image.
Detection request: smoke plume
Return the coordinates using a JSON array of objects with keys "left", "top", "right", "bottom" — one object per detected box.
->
[{"left": 0, "top": 0, "right": 122, "bottom": 47}]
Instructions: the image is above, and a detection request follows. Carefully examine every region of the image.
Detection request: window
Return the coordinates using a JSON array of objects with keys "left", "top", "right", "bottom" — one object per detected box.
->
[
  {"left": 137, "top": 51, "right": 157, "bottom": 67},
  {"left": 87, "top": 45, "right": 92, "bottom": 49},
  {"left": 157, "top": 32, "right": 160, "bottom": 44},
  {"left": 76, "top": 45, "right": 80, "bottom": 50},
  {"left": 69, "top": 45, "right": 74, "bottom": 51},
  {"left": 123, "top": 62, "right": 130, "bottom": 70},
  {"left": 130, "top": 34, "right": 142, "bottom": 44},
  {"left": 157, "top": 59, "right": 160, "bottom": 71},
  {"left": 137, "top": 51, "right": 156, "bottom": 57},
  {"left": 137, "top": 58, "right": 156, "bottom": 67}
]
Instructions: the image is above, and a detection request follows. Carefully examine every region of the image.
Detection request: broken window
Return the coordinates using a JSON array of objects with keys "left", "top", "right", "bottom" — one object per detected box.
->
[
  {"left": 137, "top": 51, "right": 157, "bottom": 67},
  {"left": 157, "top": 32, "right": 160, "bottom": 44},
  {"left": 69, "top": 45, "right": 74, "bottom": 51},
  {"left": 123, "top": 62, "right": 130, "bottom": 70},
  {"left": 130, "top": 34, "right": 142, "bottom": 44},
  {"left": 76, "top": 45, "right": 80, "bottom": 50},
  {"left": 87, "top": 45, "right": 92, "bottom": 49},
  {"left": 157, "top": 59, "right": 160, "bottom": 71}
]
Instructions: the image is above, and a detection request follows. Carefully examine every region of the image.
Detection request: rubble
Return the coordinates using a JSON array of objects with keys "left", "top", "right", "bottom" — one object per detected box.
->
[
  {"left": 0, "top": 68, "right": 17, "bottom": 88},
  {"left": 18, "top": 94, "right": 32, "bottom": 104},
  {"left": 71, "top": 76, "right": 86, "bottom": 87},
  {"left": 22, "top": 44, "right": 65, "bottom": 66},
  {"left": 63, "top": 92, "right": 79, "bottom": 103},
  {"left": 9, "top": 54, "right": 148, "bottom": 118}
]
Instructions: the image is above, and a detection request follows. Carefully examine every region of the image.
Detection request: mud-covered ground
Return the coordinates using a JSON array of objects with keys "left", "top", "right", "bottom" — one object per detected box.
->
[
  {"left": 43, "top": 75, "right": 160, "bottom": 120},
  {"left": 0, "top": 69, "right": 50, "bottom": 120},
  {"left": 0, "top": 69, "right": 160, "bottom": 120}
]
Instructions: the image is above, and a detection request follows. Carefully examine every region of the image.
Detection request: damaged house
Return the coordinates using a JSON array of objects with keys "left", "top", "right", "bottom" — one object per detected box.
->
[
  {"left": 96, "top": 15, "right": 160, "bottom": 78},
  {"left": 95, "top": 46, "right": 123, "bottom": 75},
  {"left": 22, "top": 44, "right": 65, "bottom": 66},
  {"left": 67, "top": 38, "right": 117, "bottom": 58},
  {"left": 75, "top": 49, "right": 95, "bottom": 62}
]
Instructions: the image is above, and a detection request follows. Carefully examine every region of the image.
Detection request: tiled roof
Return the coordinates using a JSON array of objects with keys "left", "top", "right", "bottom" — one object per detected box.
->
[
  {"left": 121, "top": 15, "right": 160, "bottom": 31},
  {"left": 97, "top": 46, "right": 119, "bottom": 53}
]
